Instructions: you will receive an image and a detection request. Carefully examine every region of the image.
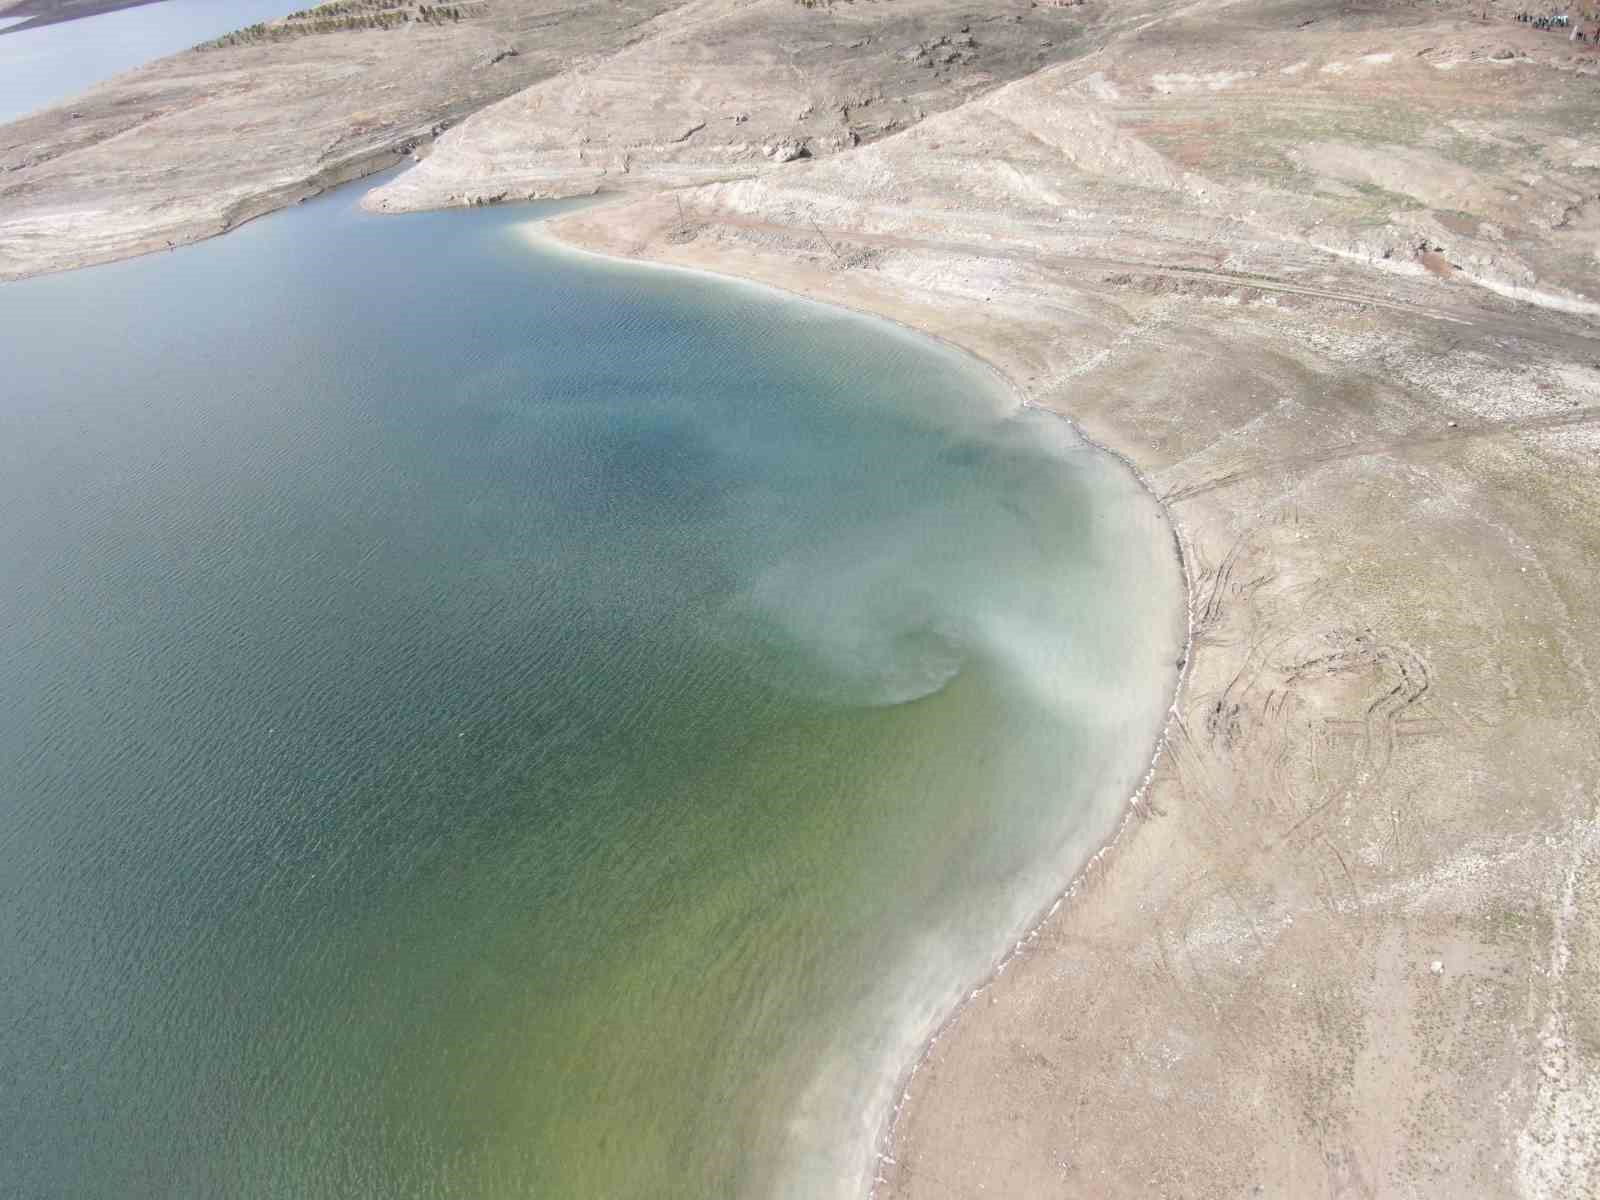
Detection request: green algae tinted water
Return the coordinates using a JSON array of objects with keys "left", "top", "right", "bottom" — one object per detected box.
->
[{"left": 0, "top": 188, "right": 1182, "bottom": 1198}]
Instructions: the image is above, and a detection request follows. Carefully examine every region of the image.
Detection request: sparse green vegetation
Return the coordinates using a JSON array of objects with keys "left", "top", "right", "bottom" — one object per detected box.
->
[
  {"left": 1350, "top": 179, "right": 1427, "bottom": 213},
  {"left": 197, "top": 0, "right": 475, "bottom": 49}
]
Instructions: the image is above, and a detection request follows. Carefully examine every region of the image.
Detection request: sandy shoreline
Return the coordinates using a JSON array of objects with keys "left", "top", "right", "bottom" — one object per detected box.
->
[
  {"left": 527, "top": 202, "right": 1202, "bottom": 1197},
  {"left": 868, "top": 400, "right": 1196, "bottom": 1196},
  {"left": 522, "top": 212, "right": 1194, "bottom": 1196},
  {"left": 526, "top": 208, "right": 1197, "bottom": 1182}
]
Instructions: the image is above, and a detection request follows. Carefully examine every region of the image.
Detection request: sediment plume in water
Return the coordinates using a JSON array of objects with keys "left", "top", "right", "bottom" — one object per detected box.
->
[{"left": 0, "top": 191, "right": 1183, "bottom": 1198}]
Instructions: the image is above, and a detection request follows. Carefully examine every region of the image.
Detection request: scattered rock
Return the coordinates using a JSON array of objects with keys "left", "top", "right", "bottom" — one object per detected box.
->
[{"left": 764, "top": 138, "right": 810, "bottom": 163}]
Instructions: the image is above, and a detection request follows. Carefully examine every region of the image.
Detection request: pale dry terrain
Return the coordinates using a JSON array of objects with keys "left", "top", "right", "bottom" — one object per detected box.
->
[
  {"left": 5, "top": 0, "right": 1600, "bottom": 1195},
  {"left": 0, "top": 0, "right": 714, "bottom": 277},
  {"left": 0, "top": 0, "right": 1102, "bottom": 278},
  {"left": 364, "top": 0, "right": 1116, "bottom": 210}
]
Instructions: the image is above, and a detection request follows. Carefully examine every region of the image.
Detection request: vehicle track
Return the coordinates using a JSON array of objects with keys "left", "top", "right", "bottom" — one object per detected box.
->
[{"left": 1161, "top": 404, "right": 1600, "bottom": 502}]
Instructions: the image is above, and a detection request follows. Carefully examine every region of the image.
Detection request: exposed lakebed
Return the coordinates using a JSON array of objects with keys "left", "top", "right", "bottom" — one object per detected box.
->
[{"left": 0, "top": 186, "right": 1182, "bottom": 1196}]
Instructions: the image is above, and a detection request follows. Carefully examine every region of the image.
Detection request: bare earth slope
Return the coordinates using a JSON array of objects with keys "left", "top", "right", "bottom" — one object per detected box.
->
[
  {"left": 0, "top": 0, "right": 1114, "bottom": 279},
  {"left": 364, "top": 0, "right": 1113, "bottom": 211},
  {"left": 0, "top": 0, "right": 691, "bottom": 278},
  {"left": 523, "top": 0, "right": 1600, "bottom": 1195}
]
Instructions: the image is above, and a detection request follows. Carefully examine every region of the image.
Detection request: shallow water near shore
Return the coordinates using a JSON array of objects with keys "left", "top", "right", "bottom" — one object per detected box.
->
[{"left": 0, "top": 186, "right": 1182, "bottom": 1197}]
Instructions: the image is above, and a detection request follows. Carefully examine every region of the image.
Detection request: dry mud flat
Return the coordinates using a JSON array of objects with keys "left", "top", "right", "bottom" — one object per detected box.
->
[{"left": 531, "top": 1, "right": 1600, "bottom": 1195}]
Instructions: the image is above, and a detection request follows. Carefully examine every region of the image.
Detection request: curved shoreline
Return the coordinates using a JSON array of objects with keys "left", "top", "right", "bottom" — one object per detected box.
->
[
  {"left": 869, "top": 397, "right": 1195, "bottom": 1198},
  {"left": 521, "top": 209, "right": 1197, "bottom": 1199}
]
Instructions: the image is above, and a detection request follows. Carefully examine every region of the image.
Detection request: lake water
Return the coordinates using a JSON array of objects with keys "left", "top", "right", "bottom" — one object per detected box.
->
[
  {"left": 0, "top": 0, "right": 294, "bottom": 124},
  {"left": 0, "top": 185, "right": 1183, "bottom": 1197}
]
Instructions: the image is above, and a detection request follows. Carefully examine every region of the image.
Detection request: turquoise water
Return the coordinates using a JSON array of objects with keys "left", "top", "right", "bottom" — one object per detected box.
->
[
  {"left": 0, "top": 187, "right": 1183, "bottom": 1197},
  {"left": 0, "top": 0, "right": 294, "bottom": 124}
]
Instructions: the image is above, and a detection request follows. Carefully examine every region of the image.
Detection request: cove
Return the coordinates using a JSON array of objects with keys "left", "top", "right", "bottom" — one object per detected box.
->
[{"left": 0, "top": 184, "right": 1183, "bottom": 1197}]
